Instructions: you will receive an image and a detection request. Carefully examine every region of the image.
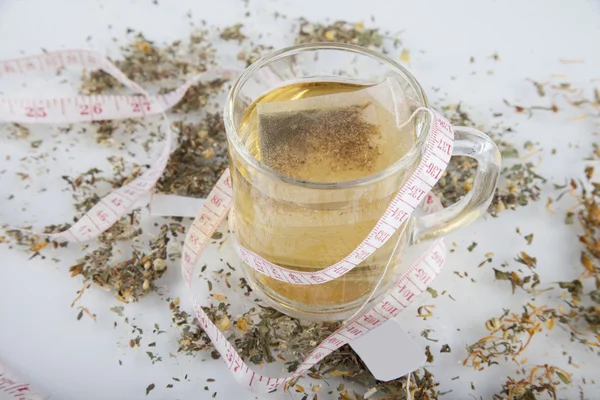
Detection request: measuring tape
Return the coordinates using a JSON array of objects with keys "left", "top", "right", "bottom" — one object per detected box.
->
[
  {"left": 0, "top": 50, "right": 453, "bottom": 394},
  {"left": 228, "top": 116, "right": 452, "bottom": 285},
  {"left": 0, "top": 50, "right": 238, "bottom": 245},
  {"left": 0, "top": 364, "right": 43, "bottom": 400}
]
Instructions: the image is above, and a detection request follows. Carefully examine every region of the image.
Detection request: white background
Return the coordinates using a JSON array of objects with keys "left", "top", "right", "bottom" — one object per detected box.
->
[{"left": 1, "top": 0, "right": 600, "bottom": 399}]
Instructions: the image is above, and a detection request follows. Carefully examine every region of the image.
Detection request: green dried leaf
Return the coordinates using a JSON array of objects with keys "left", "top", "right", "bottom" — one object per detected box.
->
[
  {"left": 558, "top": 280, "right": 583, "bottom": 302},
  {"left": 515, "top": 252, "right": 537, "bottom": 268},
  {"left": 565, "top": 211, "right": 575, "bottom": 225},
  {"left": 425, "top": 346, "right": 434, "bottom": 363},
  {"left": 522, "top": 389, "right": 537, "bottom": 400},
  {"left": 501, "top": 147, "right": 519, "bottom": 158},
  {"left": 556, "top": 371, "right": 572, "bottom": 385},
  {"left": 110, "top": 306, "right": 124, "bottom": 317},
  {"left": 493, "top": 268, "right": 511, "bottom": 281},
  {"left": 145, "top": 383, "right": 155, "bottom": 395}
]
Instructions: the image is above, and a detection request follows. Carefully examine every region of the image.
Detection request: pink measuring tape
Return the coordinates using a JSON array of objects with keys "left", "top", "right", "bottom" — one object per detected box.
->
[
  {"left": 0, "top": 50, "right": 453, "bottom": 394},
  {"left": 0, "top": 364, "right": 42, "bottom": 400}
]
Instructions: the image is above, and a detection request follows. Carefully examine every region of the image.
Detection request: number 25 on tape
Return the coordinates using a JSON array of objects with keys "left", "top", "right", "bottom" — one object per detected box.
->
[{"left": 25, "top": 106, "right": 46, "bottom": 118}]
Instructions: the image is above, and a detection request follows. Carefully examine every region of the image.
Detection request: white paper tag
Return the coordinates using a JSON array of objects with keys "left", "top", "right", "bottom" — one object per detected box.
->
[
  {"left": 349, "top": 318, "right": 425, "bottom": 382},
  {"left": 149, "top": 194, "right": 205, "bottom": 217}
]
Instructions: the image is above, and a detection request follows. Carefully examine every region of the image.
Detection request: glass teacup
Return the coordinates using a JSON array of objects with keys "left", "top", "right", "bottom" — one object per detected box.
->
[{"left": 224, "top": 43, "right": 501, "bottom": 321}]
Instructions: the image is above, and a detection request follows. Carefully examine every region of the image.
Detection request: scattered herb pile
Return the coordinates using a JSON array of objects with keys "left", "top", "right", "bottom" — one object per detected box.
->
[{"left": 1, "top": 15, "right": 599, "bottom": 400}]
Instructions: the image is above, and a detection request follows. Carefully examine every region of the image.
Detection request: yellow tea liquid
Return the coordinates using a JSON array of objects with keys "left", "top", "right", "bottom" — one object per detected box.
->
[{"left": 231, "top": 81, "right": 416, "bottom": 311}]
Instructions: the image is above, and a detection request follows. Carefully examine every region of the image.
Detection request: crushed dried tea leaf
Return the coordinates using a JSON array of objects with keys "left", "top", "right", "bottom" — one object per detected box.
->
[
  {"left": 145, "top": 383, "right": 155, "bottom": 396},
  {"left": 220, "top": 23, "right": 246, "bottom": 41},
  {"left": 492, "top": 365, "right": 572, "bottom": 400},
  {"left": 295, "top": 19, "right": 385, "bottom": 50}
]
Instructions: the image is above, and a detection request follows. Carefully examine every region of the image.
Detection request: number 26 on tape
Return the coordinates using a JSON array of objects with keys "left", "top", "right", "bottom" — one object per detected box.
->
[{"left": 80, "top": 104, "right": 103, "bottom": 115}]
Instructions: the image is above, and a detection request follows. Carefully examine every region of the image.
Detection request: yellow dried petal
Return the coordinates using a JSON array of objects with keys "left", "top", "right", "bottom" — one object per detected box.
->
[
  {"left": 400, "top": 49, "right": 410, "bottom": 63},
  {"left": 216, "top": 315, "right": 230, "bottom": 331},
  {"left": 496, "top": 200, "right": 506, "bottom": 212},
  {"left": 30, "top": 241, "right": 48, "bottom": 252},
  {"left": 324, "top": 30, "right": 336, "bottom": 40},
  {"left": 153, "top": 258, "right": 166, "bottom": 271},
  {"left": 236, "top": 318, "right": 249, "bottom": 331},
  {"left": 69, "top": 263, "right": 83, "bottom": 277},
  {"left": 581, "top": 253, "right": 595, "bottom": 273},
  {"left": 525, "top": 143, "right": 535, "bottom": 151},
  {"left": 213, "top": 293, "right": 227, "bottom": 302},
  {"left": 546, "top": 197, "right": 555, "bottom": 214},
  {"left": 136, "top": 41, "right": 153, "bottom": 52},
  {"left": 510, "top": 271, "right": 522, "bottom": 285},
  {"left": 202, "top": 148, "right": 216, "bottom": 158},
  {"left": 197, "top": 130, "right": 209, "bottom": 140},
  {"left": 331, "top": 370, "right": 351, "bottom": 377},
  {"left": 485, "top": 317, "right": 501, "bottom": 331}
]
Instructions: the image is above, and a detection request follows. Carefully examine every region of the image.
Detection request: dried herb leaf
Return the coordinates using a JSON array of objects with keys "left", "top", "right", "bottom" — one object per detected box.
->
[{"left": 145, "top": 383, "right": 155, "bottom": 396}]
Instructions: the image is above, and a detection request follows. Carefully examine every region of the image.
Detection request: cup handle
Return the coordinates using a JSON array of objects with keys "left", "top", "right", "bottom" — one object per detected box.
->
[{"left": 410, "top": 126, "right": 502, "bottom": 244}]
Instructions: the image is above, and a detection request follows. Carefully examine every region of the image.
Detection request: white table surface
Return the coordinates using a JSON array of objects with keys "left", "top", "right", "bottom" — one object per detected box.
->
[{"left": 1, "top": 0, "right": 599, "bottom": 399}]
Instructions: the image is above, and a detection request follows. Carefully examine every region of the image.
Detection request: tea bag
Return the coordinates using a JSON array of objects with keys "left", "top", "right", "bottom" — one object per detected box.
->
[{"left": 256, "top": 78, "right": 413, "bottom": 182}]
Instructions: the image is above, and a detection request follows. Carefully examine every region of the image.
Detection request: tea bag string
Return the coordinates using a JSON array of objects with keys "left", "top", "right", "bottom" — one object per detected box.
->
[
  {"left": 343, "top": 106, "right": 434, "bottom": 324},
  {"left": 404, "top": 106, "right": 434, "bottom": 137}
]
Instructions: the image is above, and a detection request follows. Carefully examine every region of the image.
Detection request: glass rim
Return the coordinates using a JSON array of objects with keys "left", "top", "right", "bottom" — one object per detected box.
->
[{"left": 224, "top": 42, "right": 430, "bottom": 189}]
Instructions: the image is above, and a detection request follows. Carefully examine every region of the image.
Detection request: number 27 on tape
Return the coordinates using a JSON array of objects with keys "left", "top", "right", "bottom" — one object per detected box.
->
[{"left": 132, "top": 101, "right": 151, "bottom": 113}]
